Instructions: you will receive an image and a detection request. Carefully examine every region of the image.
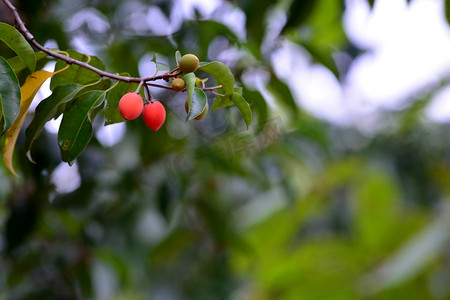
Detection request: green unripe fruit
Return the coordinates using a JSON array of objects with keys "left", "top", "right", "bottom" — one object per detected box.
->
[
  {"left": 185, "top": 100, "right": 208, "bottom": 120},
  {"left": 179, "top": 54, "right": 199, "bottom": 73},
  {"left": 171, "top": 78, "right": 185, "bottom": 92}
]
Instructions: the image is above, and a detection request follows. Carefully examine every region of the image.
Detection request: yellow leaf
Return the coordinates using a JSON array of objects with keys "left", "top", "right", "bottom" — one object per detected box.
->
[{"left": 3, "top": 70, "right": 53, "bottom": 177}]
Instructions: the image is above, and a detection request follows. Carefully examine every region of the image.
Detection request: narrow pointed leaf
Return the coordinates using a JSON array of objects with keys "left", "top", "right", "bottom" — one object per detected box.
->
[
  {"left": 58, "top": 91, "right": 106, "bottom": 163},
  {"left": 198, "top": 61, "right": 235, "bottom": 94},
  {"left": 186, "top": 88, "right": 207, "bottom": 121},
  {"left": 7, "top": 52, "right": 47, "bottom": 74},
  {"left": 3, "top": 70, "right": 53, "bottom": 176},
  {"left": 231, "top": 92, "right": 251, "bottom": 129},
  {"left": 183, "top": 72, "right": 196, "bottom": 108},
  {"left": 0, "top": 23, "right": 36, "bottom": 73},
  {"left": 25, "top": 83, "right": 83, "bottom": 161},
  {"left": 0, "top": 57, "right": 21, "bottom": 135},
  {"left": 50, "top": 49, "right": 105, "bottom": 90}
]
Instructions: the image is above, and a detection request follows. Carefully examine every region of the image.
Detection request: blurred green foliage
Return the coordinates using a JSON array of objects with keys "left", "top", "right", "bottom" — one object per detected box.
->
[{"left": 1, "top": 0, "right": 450, "bottom": 299}]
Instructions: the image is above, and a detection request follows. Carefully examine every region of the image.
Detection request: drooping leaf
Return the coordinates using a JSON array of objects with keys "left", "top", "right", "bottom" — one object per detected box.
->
[
  {"left": 198, "top": 61, "right": 235, "bottom": 94},
  {"left": 7, "top": 52, "right": 47, "bottom": 75},
  {"left": 50, "top": 49, "right": 105, "bottom": 90},
  {"left": 0, "top": 23, "right": 36, "bottom": 73},
  {"left": 105, "top": 79, "right": 140, "bottom": 125},
  {"left": 183, "top": 72, "right": 196, "bottom": 107},
  {"left": 186, "top": 88, "right": 207, "bottom": 121},
  {"left": 367, "top": 0, "right": 375, "bottom": 8},
  {"left": 25, "top": 83, "right": 83, "bottom": 161},
  {"left": 231, "top": 92, "right": 252, "bottom": 129},
  {"left": 58, "top": 90, "right": 106, "bottom": 163},
  {"left": 3, "top": 70, "right": 53, "bottom": 176},
  {"left": 0, "top": 57, "right": 21, "bottom": 136},
  {"left": 151, "top": 53, "right": 169, "bottom": 71}
]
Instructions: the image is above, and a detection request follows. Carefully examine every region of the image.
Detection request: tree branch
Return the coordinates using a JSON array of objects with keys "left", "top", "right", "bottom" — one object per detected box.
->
[{"left": 0, "top": 0, "right": 223, "bottom": 93}]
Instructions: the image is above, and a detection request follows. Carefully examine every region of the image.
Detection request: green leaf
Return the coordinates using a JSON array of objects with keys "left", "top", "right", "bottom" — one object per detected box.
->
[
  {"left": 105, "top": 80, "right": 140, "bottom": 125},
  {"left": 50, "top": 49, "right": 105, "bottom": 90},
  {"left": 52, "top": 78, "right": 110, "bottom": 122},
  {"left": 198, "top": 61, "right": 235, "bottom": 94},
  {"left": 58, "top": 90, "right": 106, "bottom": 163},
  {"left": 0, "top": 23, "right": 36, "bottom": 73},
  {"left": 212, "top": 95, "right": 233, "bottom": 111},
  {"left": 149, "top": 228, "right": 196, "bottom": 265},
  {"left": 244, "top": 89, "right": 268, "bottom": 132},
  {"left": 267, "top": 75, "right": 298, "bottom": 116},
  {"left": 186, "top": 88, "right": 207, "bottom": 121},
  {"left": 175, "top": 50, "right": 181, "bottom": 63},
  {"left": 0, "top": 57, "right": 21, "bottom": 135},
  {"left": 282, "top": 1, "right": 317, "bottom": 33},
  {"left": 183, "top": 72, "right": 196, "bottom": 107},
  {"left": 25, "top": 83, "right": 83, "bottom": 161},
  {"left": 367, "top": 0, "right": 375, "bottom": 8},
  {"left": 151, "top": 53, "right": 169, "bottom": 71},
  {"left": 7, "top": 52, "right": 47, "bottom": 75},
  {"left": 231, "top": 92, "right": 252, "bottom": 129}
]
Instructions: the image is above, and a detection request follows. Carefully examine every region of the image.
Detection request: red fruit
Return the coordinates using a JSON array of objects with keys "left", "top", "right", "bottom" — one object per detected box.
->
[
  {"left": 143, "top": 100, "right": 166, "bottom": 131},
  {"left": 119, "top": 92, "right": 143, "bottom": 120}
]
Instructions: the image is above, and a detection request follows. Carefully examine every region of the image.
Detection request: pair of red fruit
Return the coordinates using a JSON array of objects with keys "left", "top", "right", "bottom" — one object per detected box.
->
[
  {"left": 118, "top": 54, "right": 201, "bottom": 131},
  {"left": 118, "top": 93, "right": 165, "bottom": 131}
]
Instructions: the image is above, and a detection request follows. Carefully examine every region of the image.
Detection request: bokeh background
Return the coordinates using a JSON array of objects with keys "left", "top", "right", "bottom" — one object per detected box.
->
[{"left": 1, "top": 0, "right": 450, "bottom": 299}]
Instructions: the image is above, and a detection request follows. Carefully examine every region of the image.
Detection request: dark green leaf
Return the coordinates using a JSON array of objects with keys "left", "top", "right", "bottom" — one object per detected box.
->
[
  {"left": 0, "top": 23, "right": 36, "bottom": 73},
  {"left": 0, "top": 57, "right": 21, "bottom": 135},
  {"left": 58, "top": 90, "right": 106, "bottom": 163},
  {"left": 186, "top": 88, "right": 207, "bottom": 121},
  {"left": 50, "top": 49, "right": 105, "bottom": 90},
  {"left": 368, "top": 0, "right": 375, "bottom": 8},
  {"left": 198, "top": 61, "right": 235, "bottom": 94},
  {"left": 282, "top": 2, "right": 317, "bottom": 33},
  {"left": 231, "top": 92, "right": 251, "bottom": 129},
  {"left": 25, "top": 83, "right": 83, "bottom": 160},
  {"left": 7, "top": 52, "right": 47, "bottom": 75}
]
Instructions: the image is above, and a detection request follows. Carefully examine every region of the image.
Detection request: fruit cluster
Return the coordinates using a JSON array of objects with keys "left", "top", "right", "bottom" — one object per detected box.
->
[{"left": 118, "top": 53, "right": 204, "bottom": 131}]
